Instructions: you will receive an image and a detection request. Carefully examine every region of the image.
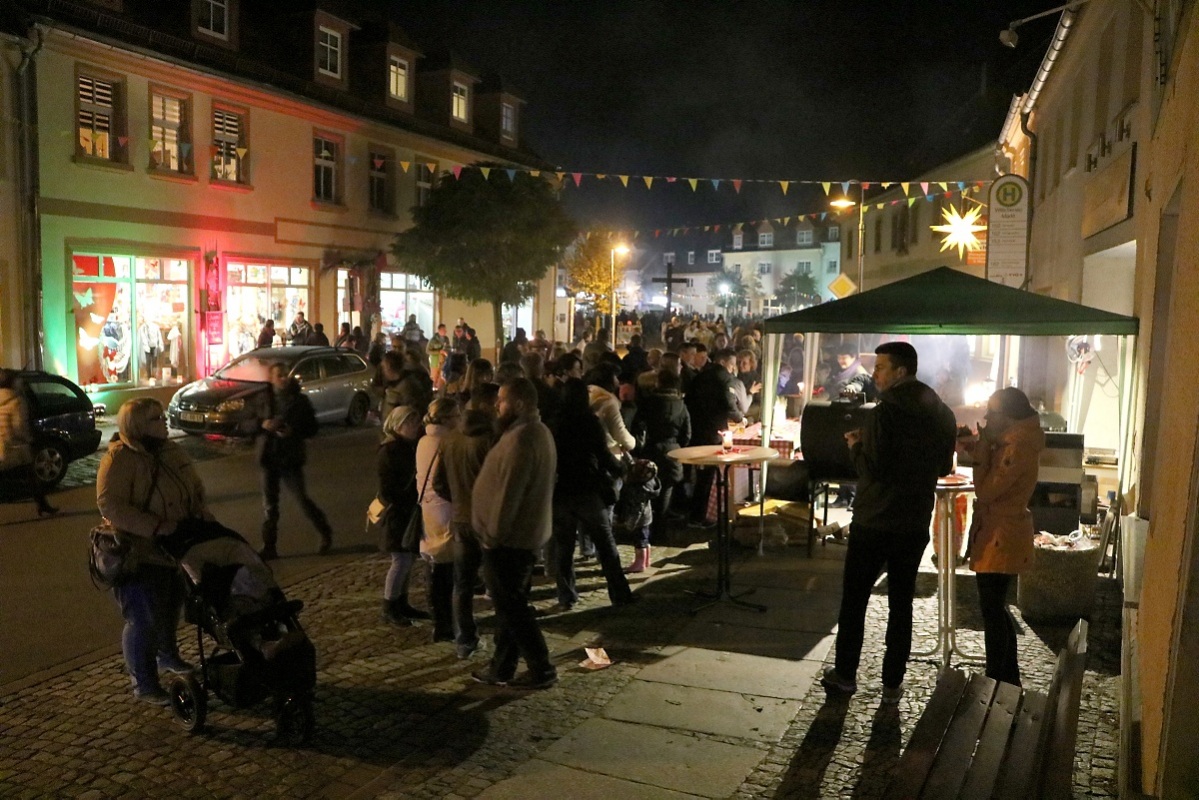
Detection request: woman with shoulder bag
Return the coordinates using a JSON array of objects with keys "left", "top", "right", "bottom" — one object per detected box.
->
[
  {"left": 415, "top": 398, "right": 461, "bottom": 642},
  {"left": 377, "top": 405, "right": 431, "bottom": 627},
  {"left": 0, "top": 369, "right": 57, "bottom": 518},
  {"left": 96, "top": 398, "right": 204, "bottom": 704}
]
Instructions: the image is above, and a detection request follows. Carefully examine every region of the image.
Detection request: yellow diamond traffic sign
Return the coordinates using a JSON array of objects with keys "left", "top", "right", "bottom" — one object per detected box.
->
[{"left": 828, "top": 273, "right": 857, "bottom": 299}]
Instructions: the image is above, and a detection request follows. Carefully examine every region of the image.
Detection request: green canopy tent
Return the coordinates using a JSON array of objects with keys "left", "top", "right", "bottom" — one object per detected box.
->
[{"left": 757, "top": 266, "right": 1140, "bottom": 533}]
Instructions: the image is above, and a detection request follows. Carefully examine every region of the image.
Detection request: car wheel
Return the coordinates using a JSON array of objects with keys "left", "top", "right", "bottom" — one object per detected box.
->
[
  {"left": 346, "top": 393, "right": 370, "bottom": 427},
  {"left": 32, "top": 442, "right": 67, "bottom": 489}
]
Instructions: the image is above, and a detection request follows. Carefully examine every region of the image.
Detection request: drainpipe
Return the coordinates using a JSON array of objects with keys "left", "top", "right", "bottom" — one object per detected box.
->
[
  {"left": 15, "top": 25, "right": 45, "bottom": 370},
  {"left": 1019, "top": 109, "right": 1038, "bottom": 292}
]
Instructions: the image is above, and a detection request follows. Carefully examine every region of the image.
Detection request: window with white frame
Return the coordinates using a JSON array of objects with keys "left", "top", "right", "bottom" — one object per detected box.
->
[
  {"left": 708, "top": 250, "right": 720, "bottom": 264},
  {"left": 388, "top": 56, "right": 409, "bottom": 101},
  {"left": 795, "top": 228, "right": 813, "bottom": 245},
  {"left": 77, "top": 74, "right": 122, "bottom": 161},
  {"left": 796, "top": 261, "right": 812, "bottom": 275},
  {"left": 198, "top": 0, "right": 228, "bottom": 38},
  {"left": 452, "top": 82, "right": 469, "bottom": 121},
  {"left": 501, "top": 102, "right": 515, "bottom": 135},
  {"left": 827, "top": 259, "right": 838, "bottom": 273},
  {"left": 687, "top": 251, "right": 695, "bottom": 265},
  {"left": 150, "top": 91, "right": 189, "bottom": 173},
  {"left": 663, "top": 252, "right": 675, "bottom": 265},
  {"left": 732, "top": 232, "right": 743, "bottom": 250},
  {"left": 212, "top": 107, "right": 245, "bottom": 182},
  {"left": 759, "top": 232, "right": 773, "bottom": 247},
  {"left": 758, "top": 262, "right": 772, "bottom": 275},
  {"left": 415, "top": 161, "right": 435, "bottom": 207},
  {"left": 317, "top": 27, "right": 341, "bottom": 78},
  {"left": 828, "top": 226, "right": 840, "bottom": 241},
  {"left": 313, "top": 135, "right": 338, "bottom": 203}
]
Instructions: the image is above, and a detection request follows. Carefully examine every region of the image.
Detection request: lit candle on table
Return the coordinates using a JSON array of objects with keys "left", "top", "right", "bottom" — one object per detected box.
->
[{"left": 721, "top": 430, "right": 733, "bottom": 452}]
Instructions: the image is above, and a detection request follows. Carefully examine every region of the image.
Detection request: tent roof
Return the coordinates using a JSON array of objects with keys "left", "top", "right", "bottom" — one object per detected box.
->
[{"left": 763, "top": 267, "right": 1139, "bottom": 335}]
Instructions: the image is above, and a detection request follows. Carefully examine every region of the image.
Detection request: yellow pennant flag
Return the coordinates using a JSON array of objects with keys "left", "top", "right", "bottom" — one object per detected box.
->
[
  {"left": 779, "top": 181, "right": 790, "bottom": 195},
  {"left": 480, "top": 167, "right": 491, "bottom": 179},
  {"left": 688, "top": 178, "right": 698, "bottom": 192},
  {"left": 619, "top": 175, "right": 629, "bottom": 187},
  {"left": 782, "top": 217, "right": 791, "bottom": 226},
  {"left": 881, "top": 182, "right": 892, "bottom": 189},
  {"left": 643, "top": 176, "right": 654, "bottom": 189},
  {"left": 556, "top": 172, "right": 565, "bottom": 182},
  {"left": 530, "top": 170, "right": 540, "bottom": 177},
  {"left": 821, "top": 182, "right": 831, "bottom": 195},
  {"left": 901, "top": 182, "right": 910, "bottom": 195},
  {"left": 426, "top": 162, "right": 437, "bottom": 174},
  {"left": 596, "top": 174, "right": 607, "bottom": 180},
  {"left": 908, "top": 197, "right": 917, "bottom": 207},
  {"left": 236, "top": 147, "right": 248, "bottom": 159},
  {"left": 938, "top": 182, "right": 948, "bottom": 192},
  {"left": 400, "top": 161, "right": 411, "bottom": 173}
]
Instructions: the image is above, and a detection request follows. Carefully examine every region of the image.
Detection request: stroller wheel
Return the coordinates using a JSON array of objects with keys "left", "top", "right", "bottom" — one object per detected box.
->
[
  {"left": 169, "top": 674, "right": 207, "bottom": 733},
  {"left": 274, "top": 694, "right": 314, "bottom": 746}
]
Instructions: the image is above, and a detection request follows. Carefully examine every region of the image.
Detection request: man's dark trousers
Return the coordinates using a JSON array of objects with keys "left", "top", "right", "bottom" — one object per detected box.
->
[
  {"left": 261, "top": 465, "right": 332, "bottom": 549},
  {"left": 453, "top": 523, "right": 483, "bottom": 650},
  {"left": 482, "top": 546, "right": 555, "bottom": 680},
  {"left": 833, "top": 523, "right": 929, "bottom": 688}
]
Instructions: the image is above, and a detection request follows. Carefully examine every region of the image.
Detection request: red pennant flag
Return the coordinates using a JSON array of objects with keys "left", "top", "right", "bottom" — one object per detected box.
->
[
  {"left": 714, "top": 225, "right": 721, "bottom": 232},
  {"left": 372, "top": 157, "right": 385, "bottom": 170},
  {"left": 654, "top": 230, "right": 660, "bottom": 238},
  {"left": 666, "top": 177, "right": 677, "bottom": 183},
  {"left": 117, "top": 136, "right": 128, "bottom": 147},
  {"left": 571, "top": 173, "right": 582, "bottom": 187},
  {"left": 732, "top": 180, "right": 742, "bottom": 194},
  {"left": 451, "top": 165, "right": 463, "bottom": 179},
  {"left": 862, "top": 182, "right": 871, "bottom": 190},
  {"left": 919, "top": 182, "right": 929, "bottom": 195}
]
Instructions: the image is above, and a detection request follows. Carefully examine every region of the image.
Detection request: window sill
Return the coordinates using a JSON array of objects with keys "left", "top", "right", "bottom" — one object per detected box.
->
[
  {"left": 147, "top": 168, "right": 199, "bottom": 185},
  {"left": 73, "top": 154, "right": 134, "bottom": 173},
  {"left": 311, "top": 199, "right": 348, "bottom": 213},
  {"left": 210, "top": 178, "right": 254, "bottom": 193}
]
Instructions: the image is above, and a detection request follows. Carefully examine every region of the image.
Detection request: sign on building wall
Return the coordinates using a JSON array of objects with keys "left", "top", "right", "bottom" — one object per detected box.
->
[{"left": 986, "top": 174, "right": 1030, "bottom": 288}]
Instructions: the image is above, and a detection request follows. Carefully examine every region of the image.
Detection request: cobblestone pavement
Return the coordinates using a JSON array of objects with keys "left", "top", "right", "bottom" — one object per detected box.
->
[{"left": 0, "top": 521, "right": 1121, "bottom": 799}]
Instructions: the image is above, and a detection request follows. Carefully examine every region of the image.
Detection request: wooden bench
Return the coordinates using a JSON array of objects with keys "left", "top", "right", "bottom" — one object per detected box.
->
[{"left": 885, "top": 619, "right": 1089, "bottom": 800}]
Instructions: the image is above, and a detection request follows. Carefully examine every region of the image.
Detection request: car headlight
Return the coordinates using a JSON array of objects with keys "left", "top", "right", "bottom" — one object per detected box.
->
[{"left": 217, "top": 398, "right": 245, "bottom": 412}]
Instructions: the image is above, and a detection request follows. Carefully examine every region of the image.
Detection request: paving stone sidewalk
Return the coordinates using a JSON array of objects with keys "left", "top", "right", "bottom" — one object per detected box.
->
[{"left": 0, "top": 526, "right": 1120, "bottom": 799}]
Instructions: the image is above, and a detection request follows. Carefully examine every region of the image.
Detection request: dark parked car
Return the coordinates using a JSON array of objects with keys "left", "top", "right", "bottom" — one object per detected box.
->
[
  {"left": 167, "top": 346, "right": 374, "bottom": 437},
  {"left": 3, "top": 370, "right": 102, "bottom": 489}
]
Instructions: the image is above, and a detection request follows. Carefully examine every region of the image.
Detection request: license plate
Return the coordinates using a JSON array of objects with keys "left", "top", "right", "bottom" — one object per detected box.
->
[{"left": 180, "top": 411, "right": 205, "bottom": 423}]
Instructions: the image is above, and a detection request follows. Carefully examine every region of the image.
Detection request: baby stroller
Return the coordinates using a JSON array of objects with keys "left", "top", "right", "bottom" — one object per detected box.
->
[{"left": 162, "top": 521, "right": 317, "bottom": 745}]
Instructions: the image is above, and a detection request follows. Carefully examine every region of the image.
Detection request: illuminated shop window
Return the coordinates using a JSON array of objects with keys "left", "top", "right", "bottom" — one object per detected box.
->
[
  {"left": 378, "top": 272, "right": 434, "bottom": 340},
  {"left": 225, "top": 262, "right": 311, "bottom": 359},
  {"left": 71, "top": 254, "right": 190, "bottom": 387}
]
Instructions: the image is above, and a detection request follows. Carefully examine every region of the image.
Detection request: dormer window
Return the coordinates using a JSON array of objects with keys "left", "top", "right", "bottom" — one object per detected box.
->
[
  {"left": 388, "top": 56, "right": 409, "bottom": 102},
  {"left": 198, "top": 0, "right": 228, "bottom": 39},
  {"left": 733, "top": 232, "right": 743, "bottom": 250},
  {"left": 795, "top": 228, "right": 813, "bottom": 245},
  {"left": 501, "top": 102, "right": 515, "bottom": 136},
  {"left": 318, "top": 27, "right": 342, "bottom": 78},
  {"left": 452, "top": 82, "right": 469, "bottom": 122},
  {"left": 759, "top": 232, "right": 774, "bottom": 247}
]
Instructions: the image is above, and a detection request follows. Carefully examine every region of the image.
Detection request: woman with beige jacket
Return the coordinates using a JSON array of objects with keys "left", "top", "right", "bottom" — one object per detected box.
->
[
  {"left": 0, "top": 369, "right": 57, "bottom": 517},
  {"left": 97, "top": 398, "right": 206, "bottom": 703},
  {"left": 959, "top": 387, "right": 1045, "bottom": 687}
]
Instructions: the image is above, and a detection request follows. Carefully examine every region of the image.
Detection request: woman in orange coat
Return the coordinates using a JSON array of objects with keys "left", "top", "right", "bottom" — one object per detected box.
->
[{"left": 960, "top": 387, "right": 1044, "bottom": 687}]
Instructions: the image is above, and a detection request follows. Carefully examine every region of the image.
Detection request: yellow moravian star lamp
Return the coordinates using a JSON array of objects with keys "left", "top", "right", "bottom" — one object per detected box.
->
[{"left": 931, "top": 205, "right": 986, "bottom": 259}]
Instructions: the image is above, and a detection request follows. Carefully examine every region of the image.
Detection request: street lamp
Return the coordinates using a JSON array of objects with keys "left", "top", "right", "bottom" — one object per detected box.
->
[
  {"left": 610, "top": 244, "right": 629, "bottom": 342},
  {"left": 831, "top": 189, "right": 865, "bottom": 293}
]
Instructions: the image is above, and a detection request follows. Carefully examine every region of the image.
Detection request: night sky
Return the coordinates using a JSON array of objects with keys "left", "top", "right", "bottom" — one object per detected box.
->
[{"left": 391, "top": 1, "right": 1062, "bottom": 232}]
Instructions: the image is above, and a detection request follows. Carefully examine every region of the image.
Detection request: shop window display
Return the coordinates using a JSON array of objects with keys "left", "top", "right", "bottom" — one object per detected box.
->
[
  {"left": 72, "top": 255, "right": 190, "bottom": 387},
  {"left": 225, "top": 261, "right": 310, "bottom": 359},
  {"left": 378, "top": 272, "right": 433, "bottom": 338}
]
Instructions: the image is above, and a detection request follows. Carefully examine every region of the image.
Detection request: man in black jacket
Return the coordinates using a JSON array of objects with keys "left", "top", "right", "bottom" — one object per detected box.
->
[
  {"left": 821, "top": 341, "right": 956, "bottom": 704},
  {"left": 683, "top": 349, "right": 744, "bottom": 526},
  {"left": 258, "top": 363, "right": 333, "bottom": 560}
]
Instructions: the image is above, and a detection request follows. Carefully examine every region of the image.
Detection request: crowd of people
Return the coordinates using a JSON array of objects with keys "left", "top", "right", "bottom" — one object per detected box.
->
[{"left": 81, "top": 310, "right": 1046, "bottom": 707}]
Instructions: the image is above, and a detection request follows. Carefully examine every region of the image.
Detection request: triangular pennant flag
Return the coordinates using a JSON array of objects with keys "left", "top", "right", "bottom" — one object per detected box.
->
[
  {"left": 556, "top": 172, "right": 565, "bottom": 182},
  {"left": 732, "top": 180, "right": 742, "bottom": 194},
  {"left": 862, "top": 182, "right": 871, "bottom": 190},
  {"left": 881, "top": 182, "right": 892, "bottom": 189},
  {"left": 819, "top": 212, "right": 827, "bottom": 220},
  {"left": 619, "top": 175, "right": 629, "bottom": 187},
  {"left": 876, "top": 203, "right": 885, "bottom": 210},
  {"left": 938, "top": 182, "right": 948, "bottom": 192},
  {"left": 506, "top": 169, "right": 516, "bottom": 181},
  {"left": 976, "top": 181, "right": 985, "bottom": 190},
  {"left": 688, "top": 178, "right": 698, "bottom": 192},
  {"left": 841, "top": 181, "right": 851, "bottom": 195},
  {"left": 711, "top": 179, "right": 721, "bottom": 190},
  {"left": 782, "top": 217, "right": 791, "bottom": 226},
  {"left": 596, "top": 174, "right": 606, "bottom": 180},
  {"left": 734, "top": 223, "right": 743, "bottom": 232},
  {"left": 957, "top": 181, "right": 966, "bottom": 191},
  {"left": 908, "top": 197, "right": 917, "bottom": 207},
  {"left": 919, "top": 182, "right": 929, "bottom": 195},
  {"left": 654, "top": 230, "right": 660, "bottom": 238},
  {"left": 891, "top": 199, "right": 900, "bottom": 205},
  {"left": 666, "top": 177, "right": 677, "bottom": 183},
  {"left": 117, "top": 136, "right": 129, "bottom": 147},
  {"left": 714, "top": 224, "right": 721, "bottom": 232},
  {"left": 236, "top": 147, "right": 247, "bottom": 159},
  {"left": 400, "top": 161, "right": 411, "bottom": 173},
  {"left": 426, "top": 162, "right": 437, "bottom": 174},
  {"left": 451, "top": 165, "right": 463, "bottom": 179},
  {"left": 643, "top": 176, "right": 654, "bottom": 189},
  {"left": 779, "top": 181, "right": 790, "bottom": 195},
  {"left": 821, "top": 182, "right": 831, "bottom": 195},
  {"left": 704, "top": 226, "right": 710, "bottom": 232},
  {"left": 901, "top": 182, "right": 910, "bottom": 195},
  {"left": 530, "top": 170, "right": 540, "bottom": 177},
  {"left": 571, "top": 173, "right": 582, "bottom": 187},
  {"left": 480, "top": 167, "right": 491, "bottom": 180},
  {"left": 372, "top": 157, "right": 385, "bottom": 170}
]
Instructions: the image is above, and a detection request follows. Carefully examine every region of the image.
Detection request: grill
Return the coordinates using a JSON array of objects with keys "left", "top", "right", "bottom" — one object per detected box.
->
[{"left": 799, "top": 399, "right": 875, "bottom": 481}]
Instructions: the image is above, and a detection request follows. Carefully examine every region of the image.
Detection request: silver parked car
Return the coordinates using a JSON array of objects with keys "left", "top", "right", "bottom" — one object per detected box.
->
[{"left": 167, "top": 346, "right": 374, "bottom": 436}]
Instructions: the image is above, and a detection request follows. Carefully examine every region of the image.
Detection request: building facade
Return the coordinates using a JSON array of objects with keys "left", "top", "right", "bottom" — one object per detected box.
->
[{"left": 6, "top": 0, "right": 555, "bottom": 411}]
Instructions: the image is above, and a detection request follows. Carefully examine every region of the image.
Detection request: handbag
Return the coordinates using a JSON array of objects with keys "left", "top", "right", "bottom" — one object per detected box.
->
[
  {"left": 367, "top": 496, "right": 388, "bottom": 526},
  {"left": 88, "top": 457, "right": 161, "bottom": 588},
  {"left": 401, "top": 444, "right": 441, "bottom": 551}
]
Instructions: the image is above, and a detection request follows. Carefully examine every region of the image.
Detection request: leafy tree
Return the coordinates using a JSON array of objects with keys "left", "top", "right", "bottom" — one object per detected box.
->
[
  {"left": 708, "top": 268, "right": 749, "bottom": 313},
  {"left": 562, "top": 232, "right": 629, "bottom": 317},
  {"left": 391, "top": 167, "right": 576, "bottom": 352},
  {"left": 777, "top": 269, "right": 820, "bottom": 310}
]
